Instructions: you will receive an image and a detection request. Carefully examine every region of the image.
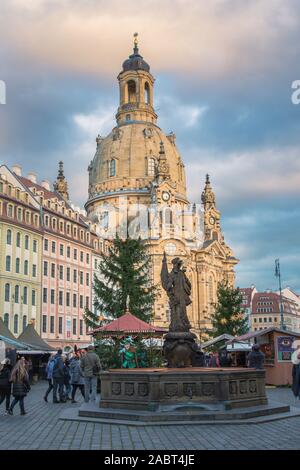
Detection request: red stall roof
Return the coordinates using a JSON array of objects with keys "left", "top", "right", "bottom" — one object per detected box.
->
[{"left": 92, "top": 312, "right": 167, "bottom": 337}]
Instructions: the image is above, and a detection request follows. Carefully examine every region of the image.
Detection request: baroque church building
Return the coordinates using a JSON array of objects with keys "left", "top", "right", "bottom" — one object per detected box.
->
[{"left": 85, "top": 35, "right": 238, "bottom": 338}]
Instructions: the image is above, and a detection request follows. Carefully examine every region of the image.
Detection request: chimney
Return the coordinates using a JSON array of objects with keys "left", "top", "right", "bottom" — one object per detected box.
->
[
  {"left": 41, "top": 180, "right": 51, "bottom": 191},
  {"left": 27, "top": 172, "right": 37, "bottom": 184},
  {"left": 12, "top": 164, "right": 22, "bottom": 176}
]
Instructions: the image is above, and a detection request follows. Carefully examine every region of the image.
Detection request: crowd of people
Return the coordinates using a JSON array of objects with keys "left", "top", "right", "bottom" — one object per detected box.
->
[
  {"left": 44, "top": 345, "right": 101, "bottom": 404},
  {"left": 0, "top": 345, "right": 101, "bottom": 415},
  {"left": 0, "top": 343, "right": 268, "bottom": 416},
  {"left": 192, "top": 345, "right": 265, "bottom": 369}
]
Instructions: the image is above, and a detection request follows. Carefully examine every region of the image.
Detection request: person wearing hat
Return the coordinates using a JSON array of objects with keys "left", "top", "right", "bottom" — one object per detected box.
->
[
  {"left": 80, "top": 345, "right": 101, "bottom": 403},
  {"left": 247, "top": 344, "right": 265, "bottom": 370},
  {"left": 0, "top": 358, "right": 12, "bottom": 414}
]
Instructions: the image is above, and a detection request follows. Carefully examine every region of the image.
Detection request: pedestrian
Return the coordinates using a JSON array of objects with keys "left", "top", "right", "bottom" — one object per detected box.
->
[
  {"left": 0, "top": 358, "right": 12, "bottom": 414},
  {"left": 43, "top": 354, "right": 56, "bottom": 402},
  {"left": 7, "top": 358, "right": 30, "bottom": 415},
  {"left": 70, "top": 355, "right": 85, "bottom": 403},
  {"left": 80, "top": 345, "right": 101, "bottom": 403},
  {"left": 208, "top": 352, "right": 220, "bottom": 368},
  {"left": 247, "top": 344, "right": 265, "bottom": 369},
  {"left": 63, "top": 356, "right": 71, "bottom": 401},
  {"left": 219, "top": 350, "right": 232, "bottom": 367},
  {"left": 192, "top": 349, "right": 205, "bottom": 367},
  {"left": 52, "top": 349, "right": 66, "bottom": 403},
  {"left": 292, "top": 348, "right": 300, "bottom": 400}
]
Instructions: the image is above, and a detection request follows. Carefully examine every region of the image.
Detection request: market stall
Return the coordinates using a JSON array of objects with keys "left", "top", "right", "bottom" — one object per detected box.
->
[{"left": 231, "top": 327, "right": 300, "bottom": 385}]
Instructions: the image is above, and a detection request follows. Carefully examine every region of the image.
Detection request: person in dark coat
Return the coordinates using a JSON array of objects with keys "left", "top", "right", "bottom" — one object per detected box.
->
[
  {"left": 192, "top": 350, "right": 205, "bottom": 367},
  {"left": 7, "top": 358, "right": 30, "bottom": 415},
  {"left": 52, "top": 349, "right": 66, "bottom": 403},
  {"left": 219, "top": 350, "right": 232, "bottom": 368},
  {"left": 0, "top": 358, "right": 12, "bottom": 414},
  {"left": 70, "top": 355, "right": 85, "bottom": 403},
  {"left": 63, "top": 357, "right": 71, "bottom": 401},
  {"left": 247, "top": 344, "right": 265, "bottom": 369},
  {"left": 44, "top": 354, "right": 55, "bottom": 402}
]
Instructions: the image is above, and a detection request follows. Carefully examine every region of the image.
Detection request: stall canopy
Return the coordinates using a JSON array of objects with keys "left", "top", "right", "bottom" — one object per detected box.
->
[
  {"left": 18, "top": 324, "right": 54, "bottom": 353},
  {"left": 0, "top": 318, "right": 30, "bottom": 350},
  {"left": 92, "top": 312, "right": 167, "bottom": 338},
  {"left": 201, "top": 334, "right": 234, "bottom": 350}
]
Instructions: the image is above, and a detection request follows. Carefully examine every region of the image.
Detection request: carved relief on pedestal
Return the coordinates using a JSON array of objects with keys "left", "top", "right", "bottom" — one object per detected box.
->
[
  {"left": 183, "top": 383, "right": 197, "bottom": 397},
  {"left": 249, "top": 380, "right": 257, "bottom": 393},
  {"left": 202, "top": 382, "right": 215, "bottom": 396},
  {"left": 125, "top": 382, "right": 135, "bottom": 396},
  {"left": 138, "top": 383, "right": 149, "bottom": 397},
  {"left": 112, "top": 382, "right": 121, "bottom": 395},
  {"left": 229, "top": 381, "right": 238, "bottom": 395},
  {"left": 239, "top": 380, "right": 247, "bottom": 394},
  {"left": 164, "top": 383, "right": 178, "bottom": 397}
]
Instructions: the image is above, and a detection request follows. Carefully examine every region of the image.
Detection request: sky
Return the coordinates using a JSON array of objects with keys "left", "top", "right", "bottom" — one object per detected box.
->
[{"left": 0, "top": 0, "right": 299, "bottom": 293}]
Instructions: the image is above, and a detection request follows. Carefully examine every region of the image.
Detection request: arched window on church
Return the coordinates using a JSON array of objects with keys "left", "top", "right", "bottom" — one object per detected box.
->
[
  {"left": 208, "top": 276, "right": 214, "bottom": 305},
  {"left": 144, "top": 82, "right": 150, "bottom": 104},
  {"left": 108, "top": 159, "right": 116, "bottom": 177},
  {"left": 127, "top": 80, "right": 136, "bottom": 103},
  {"left": 148, "top": 157, "right": 156, "bottom": 176}
]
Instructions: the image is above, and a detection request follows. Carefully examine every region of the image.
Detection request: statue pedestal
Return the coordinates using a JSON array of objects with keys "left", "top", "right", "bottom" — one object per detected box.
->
[
  {"left": 163, "top": 331, "right": 197, "bottom": 368},
  {"left": 99, "top": 368, "right": 268, "bottom": 411},
  {"left": 76, "top": 368, "right": 291, "bottom": 424}
]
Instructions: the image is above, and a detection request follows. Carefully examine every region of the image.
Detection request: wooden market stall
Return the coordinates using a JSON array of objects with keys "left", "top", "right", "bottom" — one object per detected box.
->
[{"left": 231, "top": 327, "right": 300, "bottom": 386}]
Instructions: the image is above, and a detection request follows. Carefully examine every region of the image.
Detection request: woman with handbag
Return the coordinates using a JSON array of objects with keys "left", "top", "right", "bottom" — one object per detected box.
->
[
  {"left": 0, "top": 358, "right": 12, "bottom": 414},
  {"left": 7, "top": 358, "right": 30, "bottom": 415}
]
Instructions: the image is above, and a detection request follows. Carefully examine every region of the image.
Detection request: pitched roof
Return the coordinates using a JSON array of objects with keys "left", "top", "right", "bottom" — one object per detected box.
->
[
  {"left": 232, "top": 327, "right": 300, "bottom": 343},
  {"left": 18, "top": 324, "right": 53, "bottom": 351},
  {"left": 93, "top": 312, "right": 167, "bottom": 336},
  {"left": 201, "top": 333, "right": 234, "bottom": 349},
  {"left": 0, "top": 318, "right": 15, "bottom": 340}
]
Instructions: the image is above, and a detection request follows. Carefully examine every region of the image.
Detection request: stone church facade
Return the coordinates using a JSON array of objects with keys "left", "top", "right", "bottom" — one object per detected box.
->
[{"left": 85, "top": 36, "right": 238, "bottom": 338}]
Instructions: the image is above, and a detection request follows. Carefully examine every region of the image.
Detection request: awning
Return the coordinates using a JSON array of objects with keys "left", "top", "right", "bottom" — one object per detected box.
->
[{"left": 18, "top": 324, "right": 53, "bottom": 352}]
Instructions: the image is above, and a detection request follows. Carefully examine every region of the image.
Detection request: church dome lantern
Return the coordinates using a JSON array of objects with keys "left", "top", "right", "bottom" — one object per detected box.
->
[
  {"left": 116, "top": 33, "right": 157, "bottom": 126},
  {"left": 122, "top": 33, "right": 150, "bottom": 73}
]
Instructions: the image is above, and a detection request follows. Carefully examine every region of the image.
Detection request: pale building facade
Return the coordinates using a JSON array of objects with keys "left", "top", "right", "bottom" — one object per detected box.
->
[
  {"left": 0, "top": 167, "right": 42, "bottom": 335},
  {"left": 0, "top": 163, "right": 105, "bottom": 349},
  {"left": 85, "top": 36, "right": 238, "bottom": 337},
  {"left": 18, "top": 166, "right": 95, "bottom": 348}
]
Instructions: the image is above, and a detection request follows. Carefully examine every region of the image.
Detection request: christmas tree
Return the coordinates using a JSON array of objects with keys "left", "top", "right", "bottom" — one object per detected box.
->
[
  {"left": 210, "top": 282, "right": 248, "bottom": 337},
  {"left": 88, "top": 236, "right": 156, "bottom": 323}
]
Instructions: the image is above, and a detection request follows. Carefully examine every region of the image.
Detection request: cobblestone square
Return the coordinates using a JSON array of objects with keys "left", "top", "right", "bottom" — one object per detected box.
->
[{"left": 1, "top": 382, "right": 300, "bottom": 450}]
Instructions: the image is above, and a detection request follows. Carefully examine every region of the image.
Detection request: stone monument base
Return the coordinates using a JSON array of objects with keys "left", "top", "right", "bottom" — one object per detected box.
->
[
  {"left": 76, "top": 368, "right": 290, "bottom": 424},
  {"left": 99, "top": 368, "right": 268, "bottom": 411}
]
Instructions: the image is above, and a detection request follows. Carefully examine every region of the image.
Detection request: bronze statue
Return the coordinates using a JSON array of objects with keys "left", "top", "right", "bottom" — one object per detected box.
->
[
  {"left": 161, "top": 253, "right": 191, "bottom": 332},
  {"left": 161, "top": 253, "right": 198, "bottom": 367}
]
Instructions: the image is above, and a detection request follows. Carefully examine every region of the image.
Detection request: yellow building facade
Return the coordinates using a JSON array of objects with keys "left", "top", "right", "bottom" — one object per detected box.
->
[
  {"left": 0, "top": 168, "right": 42, "bottom": 336},
  {"left": 85, "top": 37, "right": 238, "bottom": 338}
]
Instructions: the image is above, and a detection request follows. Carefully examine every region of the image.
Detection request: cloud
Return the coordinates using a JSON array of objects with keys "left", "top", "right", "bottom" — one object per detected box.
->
[
  {"left": 1, "top": 0, "right": 300, "bottom": 81},
  {"left": 0, "top": 0, "right": 299, "bottom": 293}
]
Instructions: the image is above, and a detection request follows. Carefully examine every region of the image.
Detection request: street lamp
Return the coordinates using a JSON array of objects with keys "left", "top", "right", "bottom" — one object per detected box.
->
[{"left": 275, "top": 259, "right": 286, "bottom": 330}]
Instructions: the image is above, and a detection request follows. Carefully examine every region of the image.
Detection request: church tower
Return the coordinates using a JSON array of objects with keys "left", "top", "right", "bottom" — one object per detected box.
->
[
  {"left": 116, "top": 33, "right": 157, "bottom": 125},
  {"left": 54, "top": 161, "right": 69, "bottom": 201},
  {"left": 85, "top": 35, "right": 238, "bottom": 337}
]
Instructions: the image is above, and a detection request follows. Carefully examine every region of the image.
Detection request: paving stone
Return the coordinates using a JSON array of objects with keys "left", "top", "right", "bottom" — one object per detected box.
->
[{"left": 1, "top": 382, "right": 300, "bottom": 449}]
